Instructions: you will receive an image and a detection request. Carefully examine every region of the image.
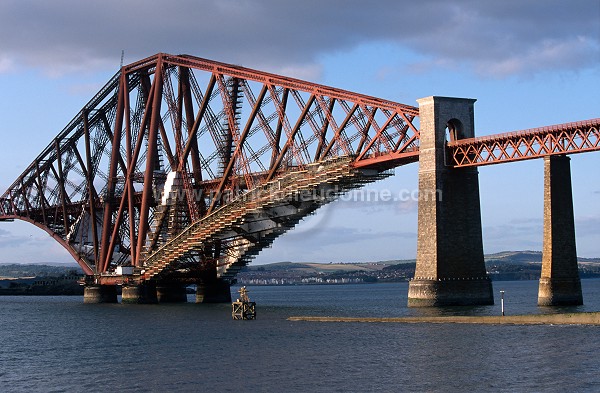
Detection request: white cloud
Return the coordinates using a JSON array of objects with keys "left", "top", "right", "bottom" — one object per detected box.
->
[
  {"left": 474, "top": 36, "right": 599, "bottom": 78},
  {"left": 0, "top": 223, "right": 75, "bottom": 264},
  {"left": 277, "top": 64, "right": 323, "bottom": 81},
  {"left": 0, "top": 55, "right": 14, "bottom": 73}
]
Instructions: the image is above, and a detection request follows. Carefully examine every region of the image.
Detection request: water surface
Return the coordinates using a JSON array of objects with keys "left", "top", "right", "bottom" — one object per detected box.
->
[{"left": 1, "top": 280, "right": 599, "bottom": 392}]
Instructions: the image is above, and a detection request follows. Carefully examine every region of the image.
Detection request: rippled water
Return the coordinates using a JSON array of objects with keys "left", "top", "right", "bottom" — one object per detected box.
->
[{"left": 1, "top": 280, "right": 600, "bottom": 392}]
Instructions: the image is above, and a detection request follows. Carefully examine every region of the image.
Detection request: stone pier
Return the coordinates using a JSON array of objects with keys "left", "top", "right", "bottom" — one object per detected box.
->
[
  {"left": 156, "top": 284, "right": 188, "bottom": 303},
  {"left": 83, "top": 285, "right": 118, "bottom": 304},
  {"left": 538, "top": 155, "right": 583, "bottom": 306},
  {"left": 408, "top": 96, "right": 493, "bottom": 307},
  {"left": 196, "top": 278, "right": 232, "bottom": 303},
  {"left": 121, "top": 281, "right": 159, "bottom": 304}
]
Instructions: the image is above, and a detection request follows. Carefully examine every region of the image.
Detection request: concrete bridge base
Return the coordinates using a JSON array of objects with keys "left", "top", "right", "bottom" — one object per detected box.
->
[
  {"left": 408, "top": 96, "right": 493, "bottom": 307},
  {"left": 122, "top": 282, "right": 159, "bottom": 304},
  {"left": 196, "top": 279, "right": 231, "bottom": 303},
  {"left": 538, "top": 155, "right": 583, "bottom": 306},
  {"left": 156, "top": 284, "right": 188, "bottom": 303},
  {"left": 83, "top": 285, "right": 118, "bottom": 304}
]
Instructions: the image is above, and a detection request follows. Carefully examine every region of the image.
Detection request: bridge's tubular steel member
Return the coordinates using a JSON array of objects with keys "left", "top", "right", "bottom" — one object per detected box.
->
[
  {"left": 0, "top": 53, "right": 420, "bottom": 284},
  {"left": 0, "top": 53, "right": 596, "bottom": 291}
]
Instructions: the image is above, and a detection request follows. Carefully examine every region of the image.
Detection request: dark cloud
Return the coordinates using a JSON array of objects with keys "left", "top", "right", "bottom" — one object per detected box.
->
[
  {"left": 483, "top": 215, "right": 600, "bottom": 256},
  {"left": 575, "top": 216, "right": 600, "bottom": 237},
  {"left": 291, "top": 226, "right": 415, "bottom": 244},
  {"left": 482, "top": 218, "right": 543, "bottom": 252},
  {"left": 0, "top": 227, "right": 44, "bottom": 248},
  {"left": 484, "top": 222, "right": 541, "bottom": 241},
  {"left": 0, "top": 0, "right": 597, "bottom": 77},
  {"left": 0, "top": 232, "right": 26, "bottom": 247}
]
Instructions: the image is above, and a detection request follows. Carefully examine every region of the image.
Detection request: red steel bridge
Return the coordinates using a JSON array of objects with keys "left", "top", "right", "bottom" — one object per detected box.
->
[{"left": 0, "top": 53, "right": 598, "bottom": 304}]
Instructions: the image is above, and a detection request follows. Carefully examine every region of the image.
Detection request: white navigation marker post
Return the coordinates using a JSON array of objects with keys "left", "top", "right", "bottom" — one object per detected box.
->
[{"left": 500, "top": 290, "right": 505, "bottom": 316}]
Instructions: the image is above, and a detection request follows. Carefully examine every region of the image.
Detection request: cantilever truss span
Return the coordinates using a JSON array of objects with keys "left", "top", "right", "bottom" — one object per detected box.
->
[{"left": 0, "top": 53, "right": 420, "bottom": 283}]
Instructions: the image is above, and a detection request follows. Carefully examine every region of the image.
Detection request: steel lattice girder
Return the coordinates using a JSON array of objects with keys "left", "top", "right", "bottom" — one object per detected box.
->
[{"left": 448, "top": 119, "right": 600, "bottom": 167}]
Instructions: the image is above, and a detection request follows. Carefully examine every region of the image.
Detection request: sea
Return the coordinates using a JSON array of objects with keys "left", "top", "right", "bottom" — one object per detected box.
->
[{"left": 1, "top": 279, "right": 600, "bottom": 393}]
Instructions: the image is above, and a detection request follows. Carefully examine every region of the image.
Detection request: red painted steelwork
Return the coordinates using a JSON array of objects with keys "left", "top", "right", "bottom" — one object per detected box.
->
[
  {"left": 448, "top": 118, "right": 600, "bottom": 167},
  {"left": 0, "top": 53, "right": 419, "bottom": 278},
  {"left": 0, "top": 53, "right": 597, "bottom": 285}
]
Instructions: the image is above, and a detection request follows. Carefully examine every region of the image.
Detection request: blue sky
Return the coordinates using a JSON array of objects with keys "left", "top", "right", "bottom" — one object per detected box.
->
[{"left": 0, "top": 0, "right": 598, "bottom": 265}]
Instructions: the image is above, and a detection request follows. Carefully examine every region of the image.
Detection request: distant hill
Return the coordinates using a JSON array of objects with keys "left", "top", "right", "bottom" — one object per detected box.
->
[
  {"left": 0, "top": 264, "right": 84, "bottom": 296},
  {"left": 485, "top": 250, "right": 543, "bottom": 264},
  {"left": 2, "top": 251, "right": 599, "bottom": 285},
  {"left": 485, "top": 250, "right": 600, "bottom": 264},
  {"left": 246, "top": 251, "right": 600, "bottom": 272},
  {"left": 238, "top": 251, "right": 600, "bottom": 285},
  {"left": 484, "top": 251, "right": 600, "bottom": 280},
  {"left": 0, "top": 264, "right": 83, "bottom": 279}
]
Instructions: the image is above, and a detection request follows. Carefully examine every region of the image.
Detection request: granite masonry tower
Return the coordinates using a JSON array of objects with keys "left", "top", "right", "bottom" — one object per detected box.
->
[
  {"left": 537, "top": 155, "right": 583, "bottom": 306},
  {"left": 408, "top": 96, "right": 494, "bottom": 307}
]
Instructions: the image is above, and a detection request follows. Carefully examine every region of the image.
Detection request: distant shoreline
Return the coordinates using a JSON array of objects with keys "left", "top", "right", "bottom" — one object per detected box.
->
[
  {"left": 0, "top": 287, "right": 83, "bottom": 296},
  {"left": 2, "top": 251, "right": 600, "bottom": 293}
]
